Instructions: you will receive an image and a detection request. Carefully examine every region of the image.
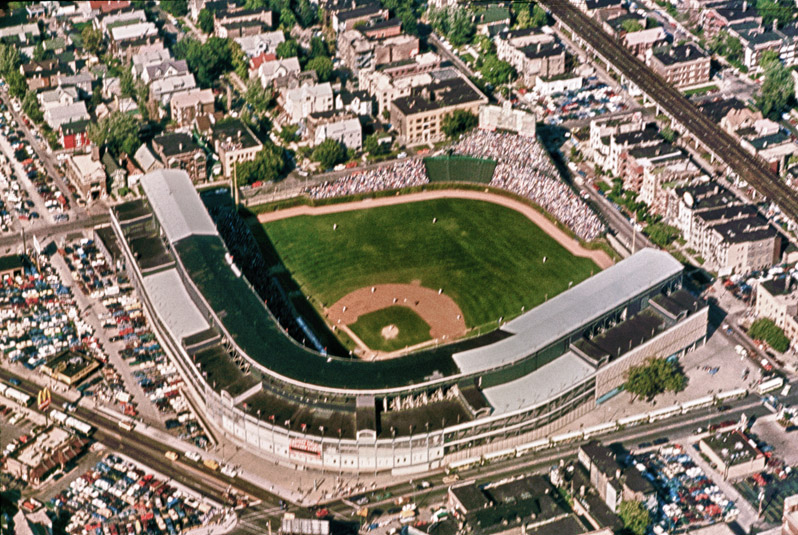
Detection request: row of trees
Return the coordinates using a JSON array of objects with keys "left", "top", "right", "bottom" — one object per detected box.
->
[
  {"left": 748, "top": 318, "right": 790, "bottom": 352},
  {"left": 428, "top": 7, "right": 476, "bottom": 47},
  {"left": 198, "top": 0, "right": 320, "bottom": 34}
]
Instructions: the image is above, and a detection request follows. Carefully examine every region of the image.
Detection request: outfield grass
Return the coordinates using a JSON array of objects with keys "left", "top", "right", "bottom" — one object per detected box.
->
[
  {"left": 263, "top": 198, "right": 599, "bottom": 330},
  {"left": 349, "top": 307, "right": 432, "bottom": 352}
]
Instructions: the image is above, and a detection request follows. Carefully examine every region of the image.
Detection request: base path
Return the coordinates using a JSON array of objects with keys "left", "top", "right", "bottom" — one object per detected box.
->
[
  {"left": 327, "top": 282, "right": 467, "bottom": 341},
  {"left": 257, "top": 189, "right": 614, "bottom": 269}
]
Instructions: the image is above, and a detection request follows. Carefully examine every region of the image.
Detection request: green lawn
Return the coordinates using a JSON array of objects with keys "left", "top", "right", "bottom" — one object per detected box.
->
[
  {"left": 349, "top": 306, "right": 432, "bottom": 352},
  {"left": 263, "top": 198, "right": 599, "bottom": 330}
]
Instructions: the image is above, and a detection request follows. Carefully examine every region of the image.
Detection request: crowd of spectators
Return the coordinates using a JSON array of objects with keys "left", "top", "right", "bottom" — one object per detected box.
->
[
  {"left": 453, "top": 131, "right": 605, "bottom": 241},
  {"left": 492, "top": 163, "right": 605, "bottom": 241},
  {"left": 207, "top": 206, "right": 311, "bottom": 348},
  {"left": 305, "top": 159, "right": 428, "bottom": 200}
]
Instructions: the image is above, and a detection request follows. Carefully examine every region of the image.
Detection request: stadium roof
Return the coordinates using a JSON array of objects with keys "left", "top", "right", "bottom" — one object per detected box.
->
[
  {"left": 143, "top": 269, "right": 210, "bottom": 342},
  {"left": 452, "top": 248, "right": 683, "bottom": 374},
  {"left": 140, "top": 169, "right": 218, "bottom": 243},
  {"left": 482, "top": 351, "right": 595, "bottom": 414}
]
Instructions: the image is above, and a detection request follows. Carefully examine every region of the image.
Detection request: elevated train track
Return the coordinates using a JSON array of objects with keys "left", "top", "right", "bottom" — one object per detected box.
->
[{"left": 541, "top": 0, "right": 798, "bottom": 224}]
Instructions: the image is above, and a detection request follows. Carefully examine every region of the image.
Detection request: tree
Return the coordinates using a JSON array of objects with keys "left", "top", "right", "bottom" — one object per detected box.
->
[
  {"left": 644, "top": 222, "right": 680, "bottom": 247},
  {"left": 660, "top": 125, "right": 676, "bottom": 143},
  {"left": 91, "top": 85, "right": 103, "bottom": 108},
  {"left": 236, "top": 141, "right": 288, "bottom": 184},
  {"left": 621, "top": 19, "right": 644, "bottom": 32},
  {"left": 309, "top": 36, "right": 330, "bottom": 59},
  {"left": 749, "top": 318, "right": 790, "bottom": 352},
  {"left": 33, "top": 42, "right": 46, "bottom": 61},
  {"left": 441, "top": 109, "right": 478, "bottom": 139},
  {"left": 22, "top": 90, "right": 42, "bottom": 123},
  {"left": 364, "top": 133, "right": 390, "bottom": 156},
  {"left": 279, "top": 124, "right": 299, "bottom": 143},
  {"left": 162, "top": 0, "right": 188, "bottom": 17},
  {"left": 245, "top": 77, "right": 273, "bottom": 114},
  {"left": 619, "top": 501, "right": 651, "bottom": 535},
  {"left": 756, "top": 0, "right": 793, "bottom": 28},
  {"left": 624, "top": 357, "right": 687, "bottom": 401},
  {"left": 480, "top": 55, "right": 515, "bottom": 85},
  {"left": 173, "top": 37, "right": 233, "bottom": 88},
  {"left": 279, "top": 9, "right": 297, "bottom": 30},
  {"left": 756, "top": 56, "right": 793, "bottom": 118},
  {"left": 448, "top": 8, "right": 476, "bottom": 46},
  {"left": 198, "top": 8, "right": 214, "bottom": 34},
  {"left": 119, "top": 67, "right": 136, "bottom": 98},
  {"left": 276, "top": 39, "right": 299, "bottom": 59},
  {"left": 230, "top": 40, "right": 249, "bottom": 80},
  {"left": 530, "top": 4, "right": 548, "bottom": 27},
  {"left": 725, "top": 35, "right": 742, "bottom": 62},
  {"left": 6, "top": 70, "right": 26, "bottom": 99},
  {"left": 306, "top": 56, "right": 333, "bottom": 82},
  {"left": 296, "top": 0, "right": 318, "bottom": 27},
  {"left": 0, "top": 43, "right": 21, "bottom": 76},
  {"left": 88, "top": 111, "right": 139, "bottom": 158},
  {"left": 81, "top": 26, "right": 104, "bottom": 55},
  {"left": 312, "top": 138, "right": 347, "bottom": 169}
]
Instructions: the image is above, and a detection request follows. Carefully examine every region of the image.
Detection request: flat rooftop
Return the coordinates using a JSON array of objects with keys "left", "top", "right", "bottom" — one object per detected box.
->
[
  {"left": 127, "top": 234, "right": 173, "bottom": 272},
  {"left": 143, "top": 269, "right": 210, "bottom": 341},
  {"left": 572, "top": 308, "right": 666, "bottom": 362},
  {"left": 482, "top": 351, "right": 595, "bottom": 414},
  {"left": 193, "top": 344, "right": 258, "bottom": 397},
  {"left": 702, "top": 429, "right": 762, "bottom": 466},
  {"left": 113, "top": 199, "right": 151, "bottom": 223},
  {"left": 240, "top": 388, "right": 357, "bottom": 438}
]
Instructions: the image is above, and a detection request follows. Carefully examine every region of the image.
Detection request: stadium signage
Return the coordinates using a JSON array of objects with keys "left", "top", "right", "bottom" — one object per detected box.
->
[{"left": 290, "top": 438, "right": 322, "bottom": 456}]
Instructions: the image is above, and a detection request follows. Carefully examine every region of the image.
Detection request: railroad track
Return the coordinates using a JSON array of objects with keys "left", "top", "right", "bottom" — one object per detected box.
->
[{"left": 541, "top": 0, "right": 798, "bottom": 222}]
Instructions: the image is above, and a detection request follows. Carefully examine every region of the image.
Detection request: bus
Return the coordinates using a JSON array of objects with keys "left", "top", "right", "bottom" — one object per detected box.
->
[
  {"left": 758, "top": 377, "right": 784, "bottom": 395},
  {"left": 0, "top": 383, "right": 32, "bottom": 406}
]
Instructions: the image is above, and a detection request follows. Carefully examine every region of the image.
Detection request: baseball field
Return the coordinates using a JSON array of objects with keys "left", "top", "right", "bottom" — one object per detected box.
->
[{"left": 262, "top": 196, "right": 599, "bottom": 354}]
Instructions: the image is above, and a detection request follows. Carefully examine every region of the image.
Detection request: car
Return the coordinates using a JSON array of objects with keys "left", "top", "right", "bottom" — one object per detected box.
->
[
  {"left": 8, "top": 377, "right": 20, "bottom": 386},
  {"left": 164, "top": 451, "right": 179, "bottom": 461},
  {"left": 653, "top": 437, "right": 669, "bottom": 445},
  {"left": 184, "top": 450, "right": 201, "bottom": 462},
  {"left": 637, "top": 441, "right": 652, "bottom": 449}
]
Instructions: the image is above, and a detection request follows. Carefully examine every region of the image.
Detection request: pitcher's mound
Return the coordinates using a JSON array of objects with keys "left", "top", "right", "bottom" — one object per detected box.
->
[{"left": 381, "top": 324, "right": 399, "bottom": 340}]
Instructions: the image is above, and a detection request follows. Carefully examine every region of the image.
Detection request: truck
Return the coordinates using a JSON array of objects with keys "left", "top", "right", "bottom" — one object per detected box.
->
[{"left": 164, "top": 451, "right": 178, "bottom": 462}]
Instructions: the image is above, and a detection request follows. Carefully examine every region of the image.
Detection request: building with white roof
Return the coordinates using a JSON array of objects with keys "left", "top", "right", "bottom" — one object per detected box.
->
[
  {"left": 235, "top": 30, "right": 285, "bottom": 57},
  {"left": 149, "top": 73, "right": 197, "bottom": 106},
  {"left": 139, "top": 169, "right": 218, "bottom": 242},
  {"left": 283, "top": 82, "right": 334, "bottom": 123},
  {"left": 43, "top": 101, "right": 89, "bottom": 129},
  {"left": 312, "top": 116, "right": 362, "bottom": 150}
]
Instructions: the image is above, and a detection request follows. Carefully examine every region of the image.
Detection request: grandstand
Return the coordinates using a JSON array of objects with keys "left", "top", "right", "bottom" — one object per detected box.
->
[
  {"left": 424, "top": 155, "right": 497, "bottom": 183},
  {"left": 110, "top": 169, "right": 709, "bottom": 473}
]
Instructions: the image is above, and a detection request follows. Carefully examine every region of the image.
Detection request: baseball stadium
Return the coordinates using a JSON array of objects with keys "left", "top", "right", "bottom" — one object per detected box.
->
[{"left": 108, "top": 136, "right": 708, "bottom": 473}]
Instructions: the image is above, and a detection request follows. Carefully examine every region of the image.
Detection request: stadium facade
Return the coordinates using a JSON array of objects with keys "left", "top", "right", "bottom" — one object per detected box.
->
[{"left": 109, "top": 169, "right": 709, "bottom": 473}]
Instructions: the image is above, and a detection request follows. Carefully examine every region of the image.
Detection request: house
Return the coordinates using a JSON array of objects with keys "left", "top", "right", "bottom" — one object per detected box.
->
[
  {"left": 495, "top": 28, "right": 566, "bottom": 85},
  {"left": 134, "top": 143, "right": 164, "bottom": 174},
  {"left": 337, "top": 29, "right": 419, "bottom": 75},
  {"left": 38, "top": 86, "right": 79, "bottom": 111},
  {"left": 20, "top": 59, "right": 65, "bottom": 92},
  {"left": 131, "top": 45, "right": 173, "bottom": 78},
  {"left": 83, "top": 0, "right": 133, "bottom": 18},
  {"left": 332, "top": 3, "right": 389, "bottom": 33},
  {"left": 59, "top": 119, "right": 91, "bottom": 151},
  {"left": 578, "top": 442, "right": 655, "bottom": 512},
  {"left": 475, "top": 5, "right": 511, "bottom": 36},
  {"left": 66, "top": 152, "right": 107, "bottom": 202},
  {"left": 583, "top": 0, "right": 625, "bottom": 19},
  {"left": 44, "top": 101, "right": 89, "bottom": 130},
  {"left": 256, "top": 56, "right": 301, "bottom": 87},
  {"left": 742, "top": 131, "right": 798, "bottom": 175},
  {"left": 622, "top": 27, "right": 668, "bottom": 59},
  {"left": 647, "top": 43, "right": 711, "bottom": 88},
  {"left": 235, "top": 30, "right": 284, "bottom": 57},
  {"left": 308, "top": 114, "right": 362, "bottom": 150},
  {"left": 214, "top": 7, "right": 273, "bottom": 38},
  {"left": 170, "top": 88, "right": 215, "bottom": 126},
  {"left": 335, "top": 90, "right": 373, "bottom": 116},
  {"left": 56, "top": 72, "right": 94, "bottom": 96},
  {"left": 0, "top": 23, "right": 40, "bottom": 44},
  {"left": 98, "top": 8, "right": 147, "bottom": 34},
  {"left": 102, "top": 77, "right": 122, "bottom": 99},
  {"left": 109, "top": 22, "right": 160, "bottom": 61},
  {"left": 283, "top": 82, "right": 334, "bottom": 123},
  {"left": 212, "top": 118, "right": 263, "bottom": 178},
  {"left": 149, "top": 73, "right": 198, "bottom": 108},
  {"left": 102, "top": 151, "right": 128, "bottom": 194},
  {"left": 755, "top": 278, "right": 798, "bottom": 346},
  {"left": 701, "top": 1, "right": 761, "bottom": 39},
  {"left": 140, "top": 59, "right": 189, "bottom": 84},
  {"left": 152, "top": 132, "right": 208, "bottom": 183},
  {"left": 390, "top": 75, "right": 488, "bottom": 145}
]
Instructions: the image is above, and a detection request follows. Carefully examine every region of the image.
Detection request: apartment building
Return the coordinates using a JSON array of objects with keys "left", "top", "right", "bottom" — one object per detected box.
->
[
  {"left": 390, "top": 75, "right": 487, "bottom": 145},
  {"left": 212, "top": 118, "right": 263, "bottom": 178},
  {"left": 337, "top": 28, "right": 418, "bottom": 74},
  {"left": 152, "top": 133, "right": 208, "bottom": 183},
  {"left": 647, "top": 43, "right": 711, "bottom": 88},
  {"left": 495, "top": 28, "right": 565, "bottom": 85}
]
